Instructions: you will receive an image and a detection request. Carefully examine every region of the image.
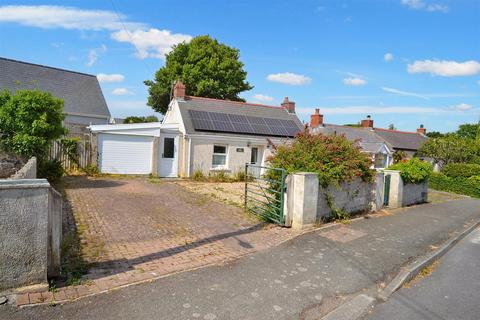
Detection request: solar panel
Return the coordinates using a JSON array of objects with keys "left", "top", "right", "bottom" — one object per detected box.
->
[
  {"left": 231, "top": 122, "right": 254, "bottom": 133},
  {"left": 212, "top": 120, "right": 234, "bottom": 132},
  {"left": 188, "top": 109, "right": 301, "bottom": 137}
]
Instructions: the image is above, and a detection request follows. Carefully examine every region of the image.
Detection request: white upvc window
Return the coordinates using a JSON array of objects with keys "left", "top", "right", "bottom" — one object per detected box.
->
[{"left": 212, "top": 145, "right": 228, "bottom": 168}]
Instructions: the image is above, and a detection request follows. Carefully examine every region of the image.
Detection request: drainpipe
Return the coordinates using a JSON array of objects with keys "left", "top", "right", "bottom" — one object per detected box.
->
[{"left": 186, "top": 136, "right": 192, "bottom": 178}]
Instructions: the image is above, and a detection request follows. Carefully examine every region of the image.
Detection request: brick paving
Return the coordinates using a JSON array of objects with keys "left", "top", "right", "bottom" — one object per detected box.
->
[{"left": 16, "top": 176, "right": 298, "bottom": 307}]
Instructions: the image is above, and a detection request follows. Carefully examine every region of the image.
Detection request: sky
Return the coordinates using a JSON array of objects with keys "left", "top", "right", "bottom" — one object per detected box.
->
[{"left": 0, "top": 0, "right": 479, "bottom": 132}]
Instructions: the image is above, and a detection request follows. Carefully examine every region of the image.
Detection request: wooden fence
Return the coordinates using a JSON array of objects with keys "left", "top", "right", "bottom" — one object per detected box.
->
[{"left": 48, "top": 139, "right": 92, "bottom": 172}]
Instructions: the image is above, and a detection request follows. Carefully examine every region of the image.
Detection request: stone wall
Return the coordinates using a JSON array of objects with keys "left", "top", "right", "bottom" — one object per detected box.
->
[
  {"left": 9, "top": 157, "right": 37, "bottom": 179},
  {"left": 0, "top": 179, "right": 62, "bottom": 292},
  {"left": 286, "top": 173, "right": 384, "bottom": 229},
  {"left": 384, "top": 170, "right": 428, "bottom": 208}
]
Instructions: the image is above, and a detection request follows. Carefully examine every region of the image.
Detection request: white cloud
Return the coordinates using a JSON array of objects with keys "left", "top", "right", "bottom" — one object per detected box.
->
[
  {"left": 384, "top": 53, "right": 394, "bottom": 62},
  {"left": 400, "top": 0, "right": 448, "bottom": 12},
  {"left": 97, "top": 73, "right": 124, "bottom": 83},
  {"left": 297, "top": 106, "right": 441, "bottom": 115},
  {"left": 111, "top": 28, "right": 192, "bottom": 59},
  {"left": 112, "top": 88, "right": 134, "bottom": 96},
  {"left": 266, "top": 72, "right": 311, "bottom": 86},
  {"left": 408, "top": 60, "right": 480, "bottom": 77},
  {"left": 0, "top": 5, "right": 191, "bottom": 60},
  {"left": 0, "top": 5, "right": 143, "bottom": 30},
  {"left": 252, "top": 94, "right": 274, "bottom": 102},
  {"left": 86, "top": 44, "right": 107, "bottom": 67},
  {"left": 452, "top": 103, "right": 473, "bottom": 111},
  {"left": 381, "top": 87, "right": 429, "bottom": 99},
  {"left": 343, "top": 77, "right": 367, "bottom": 86}
]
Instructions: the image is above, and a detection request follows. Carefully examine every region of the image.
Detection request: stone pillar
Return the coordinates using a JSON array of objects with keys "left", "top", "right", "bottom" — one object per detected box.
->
[
  {"left": 372, "top": 171, "right": 385, "bottom": 211},
  {"left": 384, "top": 170, "right": 402, "bottom": 208},
  {"left": 286, "top": 173, "right": 319, "bottom": 230},
  {"left": 151, "top": 137, "right": 160, "bottom": 176}
]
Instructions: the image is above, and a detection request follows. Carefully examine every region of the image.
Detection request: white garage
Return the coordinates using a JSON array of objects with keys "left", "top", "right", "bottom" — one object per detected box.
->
[
  {"left": 89, "top": 122, "right": 181, "bottom": 177},
  {"left": 98, "top": 133, "right": 154, "bottom": 174}
]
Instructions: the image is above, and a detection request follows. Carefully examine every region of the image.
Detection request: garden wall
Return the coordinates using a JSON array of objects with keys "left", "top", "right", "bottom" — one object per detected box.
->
[
  {"left": 8, "top": 157, "right": 37, "bottom": 180},
  {"left": 383, "top": 170, "right": 428, "bottom": 208},
  {"left": 285, "top": 172, "right": 384, "bottom": 229},
  {"left": 0, "top": 158, "right": 62, "bottom": 293}
]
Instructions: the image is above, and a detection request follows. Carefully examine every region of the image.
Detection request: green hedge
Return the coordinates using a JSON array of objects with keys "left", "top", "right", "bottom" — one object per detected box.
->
[
  {"left": 442, "top": 163, "right": 480, "bottom": 178},
  {"left": 388, "top": 158, "right": 433, "bottom": 184},
  {"left": 429, "top": 173, "right": 480, "bottom": 198}
]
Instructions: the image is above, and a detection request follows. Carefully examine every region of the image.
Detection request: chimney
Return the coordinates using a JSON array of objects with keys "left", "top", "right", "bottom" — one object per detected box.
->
[
  {"left": 173, "top": 80, "right": 186, "bottom": 100},
  {"left": 361, "top": 115, "right": 374, "bottom": 128},
  {"left": 417, "top": 124, "right": 426, "bottom": 135},
  {"left": 281, "top": 97, "right": 296, "bottom": 113},
  {"left": 310, "top": 108, "right": 324, "bottom": 128}
]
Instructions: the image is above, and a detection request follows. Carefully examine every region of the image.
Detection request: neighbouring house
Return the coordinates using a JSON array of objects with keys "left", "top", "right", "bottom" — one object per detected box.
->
[
  {"left": 309, "top": 110, "right": 428, "bottom": 168},
  {"left": 0, "top": 57, "right": 111, "bottom": 137},
  {"left": 89, "top": 81, "right": 304, "bottom": 177}
]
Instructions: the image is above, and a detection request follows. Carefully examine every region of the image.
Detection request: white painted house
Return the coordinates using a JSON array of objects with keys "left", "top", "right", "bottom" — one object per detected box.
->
[{"left": 89, "top": 81, "right": 304, "bottom": 177}]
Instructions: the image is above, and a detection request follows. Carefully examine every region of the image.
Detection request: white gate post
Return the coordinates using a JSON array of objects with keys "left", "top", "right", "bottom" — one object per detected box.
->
[{"left": 286, "top": 173, "right": 319, "bottom": 229}]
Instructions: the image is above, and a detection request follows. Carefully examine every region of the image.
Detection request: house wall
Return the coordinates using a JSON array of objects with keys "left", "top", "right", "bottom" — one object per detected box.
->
[
  {"left": 189, "top": 136, "right": 274, "bottom": 176},
  {"left": 65, "top": 114, "right": 109, "bottom": 137}
]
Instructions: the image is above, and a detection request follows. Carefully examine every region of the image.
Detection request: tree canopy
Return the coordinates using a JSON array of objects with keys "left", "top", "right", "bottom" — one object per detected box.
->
[
  {"left": 123, "top": 115, "right": 159, "bottom": 124},
  {"left": 419, "top": 135, "right": 479, "bottom": 165},
  {"left": 0, "top": 89, "right": 66, "bottom": 158},
  {"left": 456, "top": 123, "right": 480, "bottom": 140},
  {"left": 144, "top": 35, "right": 253, "bottom": 114}
]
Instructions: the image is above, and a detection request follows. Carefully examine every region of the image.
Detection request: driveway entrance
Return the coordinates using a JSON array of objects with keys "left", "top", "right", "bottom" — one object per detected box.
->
[{"left": 56, "top": 176, "right": 296, "bottom": 301}]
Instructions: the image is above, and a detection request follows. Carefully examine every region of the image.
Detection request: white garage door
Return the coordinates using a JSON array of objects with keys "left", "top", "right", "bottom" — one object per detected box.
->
[{"left": 98, "top": 133, "right": 153, "bottom": 174}]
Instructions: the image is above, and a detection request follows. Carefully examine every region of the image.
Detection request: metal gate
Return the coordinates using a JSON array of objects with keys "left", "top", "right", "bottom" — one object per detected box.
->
[
  {"left": 384, "top": 174, "right": 391, "bottom": 206},
  {"left": 244, "top": 164, "right": 287, "bottom": 225}
]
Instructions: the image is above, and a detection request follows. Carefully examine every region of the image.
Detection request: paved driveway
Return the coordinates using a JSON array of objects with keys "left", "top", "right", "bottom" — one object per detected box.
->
[{"left": 14, "top": 176, "right": 296, "bottom": 306}]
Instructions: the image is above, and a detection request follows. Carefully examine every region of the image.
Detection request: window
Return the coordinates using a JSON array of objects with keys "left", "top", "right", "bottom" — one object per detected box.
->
[
  {"left": 163, "top": 137, "right": 175, "bottom": 158},
  {"left": 250, "top": 147, "right": 258, "bottom": 164},
  {"left": 212, "top": 145, "right": 227, "bottom": 167},
  {"left": 374, "top": 153, "right": 387, "bottom": 169}
]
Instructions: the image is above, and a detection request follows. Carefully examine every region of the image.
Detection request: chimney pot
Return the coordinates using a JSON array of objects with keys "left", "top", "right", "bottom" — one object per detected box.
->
[
  {"left": 281, "top": 96, "right": 296, "bottom": 113},
  {"left": 361, "top": 115, "right": 374, "bottom": 128},
  {"left": 310, "top": 108, "right": 324, "bottom": 128},
  {"left": 417, "top": 124, "right": 427, "bottom": 135},
  {"left": 173, "top": 80, "right": 186, "bottom": 100}
]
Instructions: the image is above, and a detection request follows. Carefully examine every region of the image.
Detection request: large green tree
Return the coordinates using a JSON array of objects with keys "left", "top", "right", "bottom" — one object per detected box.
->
[
  {"left": 145, "top": 35, "right": 253, "bottom": 114},
  {"left": 0, "top": 89, "right": 66, "bottom": 159},
  {"left": 123, "top": 115, "right": 159, "bottom": 124},
  {"left": 456, "top": 123, "right": 480, "bottom": 140},
  {"left": 419, "top": 135, "right": 479, "bottom": 164}
]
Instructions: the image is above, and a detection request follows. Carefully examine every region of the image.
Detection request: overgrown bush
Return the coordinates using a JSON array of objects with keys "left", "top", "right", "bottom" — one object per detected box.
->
[
  {"left": 192, "top": 169, "right": 205, "bottom": 181},
  {"left": 442, "top": 163, "right": 480, "bottom": 178},
  {"left": 83, "top": 164, "right": 99, "bottom": 176},
  {"left": 208, "top": 171, "right": 230, "bottom": 182},
  {"left": 267, "top": 131, "right": 374, "bottom": 187},
  {"left": 38, "top": 159, "right": 64, "bottom": 182},
  {"left": 429, "top": 173, "right": 480, "bottom": 198},
  {"left": 388, "top": 158, "right": 432, "bottom": 184}
]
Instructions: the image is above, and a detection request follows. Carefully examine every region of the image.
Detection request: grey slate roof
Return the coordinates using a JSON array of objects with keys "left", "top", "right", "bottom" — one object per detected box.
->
[
  {"left": 0, "top": 57, "right": 110, "bottom": 119},
  {"left": 177, "top": 96, "right": 304, "bottom": 137},
  {"left": 374, "top": 128, "right": 427, "bottom": 151},
  {"left": 312, "top": 124, "right": 392, "bottom": 153}
]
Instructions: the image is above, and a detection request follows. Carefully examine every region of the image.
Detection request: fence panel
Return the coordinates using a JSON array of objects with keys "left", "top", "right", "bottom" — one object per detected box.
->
[{"left": 48, "top": 139, "right": 92, "bottom": 172}]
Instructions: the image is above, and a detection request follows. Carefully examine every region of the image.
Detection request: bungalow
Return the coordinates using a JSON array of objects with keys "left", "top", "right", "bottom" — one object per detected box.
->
[
  {"left": 309, "top": 109, "right": 428, "bottom": 168},
  {"left": 89, "top": 81, "right": 304, "bottom": 177},
  {"left": 0, "top": 57, "right": 111, "bottom": 136}
]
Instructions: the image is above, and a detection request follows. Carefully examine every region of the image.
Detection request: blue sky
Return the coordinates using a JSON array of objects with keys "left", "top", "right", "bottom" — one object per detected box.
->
[{"left": 0, "top": 0, "right": 479, "bottom": 132}]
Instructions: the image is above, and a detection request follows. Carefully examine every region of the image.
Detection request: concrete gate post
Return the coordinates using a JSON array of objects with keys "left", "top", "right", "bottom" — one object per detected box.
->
[
  {"left": 383, "top": 170, "right": 402, "bottom": 208},
  {"left": 286, "top": 173, "right": 319, "bottom": 230}
]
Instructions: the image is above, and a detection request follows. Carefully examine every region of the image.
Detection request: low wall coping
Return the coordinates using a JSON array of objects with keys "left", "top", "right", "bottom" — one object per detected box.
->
[{"left": 0, "top": 179, "right": 50, "bottom": 189}]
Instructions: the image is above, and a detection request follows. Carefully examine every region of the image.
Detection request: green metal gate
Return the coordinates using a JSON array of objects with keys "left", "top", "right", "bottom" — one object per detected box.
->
[
  {"left": 244, "top": 164, "right": 287, "bottom": 225},
  {"left": 384, "top": 174, "right": 391, "bottom": 206}
]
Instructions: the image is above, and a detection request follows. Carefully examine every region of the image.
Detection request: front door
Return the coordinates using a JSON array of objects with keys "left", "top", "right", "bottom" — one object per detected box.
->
[
  {"left": 249, "top": 147, "right": 263, "bottom": 177},
  {"left": 159, "top": 134, "right": 179, "bottom": 177}
]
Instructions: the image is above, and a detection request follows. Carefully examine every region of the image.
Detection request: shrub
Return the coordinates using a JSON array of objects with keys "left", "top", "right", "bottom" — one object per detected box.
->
[
  {"left": 442, "top": 163, "right": 480, "bottom": 178},
  {"left": 267, "top": 131, "right": 374, "bottom": 187},
  {"left": 388, "top": 158, "right": 432, "bottom": 184},
  {"left": 429, "top": 173, "right": 480, "bottom": 198},
  {"left": 208, "top": 171, "right": 230, "bottom": 182},
  {"left": 392, "top": 150, "right": 407, "bottom": 164},
  {"left": 38, "top": 159, "right": 64, "bottom": 182},
  {"left": 192, "top": 169, "right": 205, "bottom": 181},
  {"left": 83, "top": 164, "right": 99, "bottom": 176}
]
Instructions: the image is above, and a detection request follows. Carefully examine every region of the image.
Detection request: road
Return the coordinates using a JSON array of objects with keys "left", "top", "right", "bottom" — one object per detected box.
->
[
  {"left": 365, "top": 226, "right": 480, "bottom": 320},
  {"left": 1, "top": 198, "right": 479, "bottom": 320}
]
